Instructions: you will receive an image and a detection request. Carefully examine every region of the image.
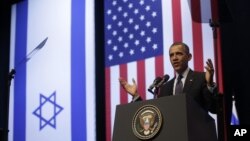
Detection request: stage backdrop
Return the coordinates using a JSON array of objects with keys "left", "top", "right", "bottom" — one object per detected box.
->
[
  {"left": 104, "top": 0, "right": 220, "bottom": 140},
  {"left": 9, "top": 0, "right": 95, "bottom": 141}
]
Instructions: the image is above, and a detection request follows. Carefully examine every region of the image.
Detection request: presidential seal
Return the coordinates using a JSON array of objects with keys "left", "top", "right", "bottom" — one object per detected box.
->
[{"left": 132, "top": 105, "right": 163, "bottom": 140}]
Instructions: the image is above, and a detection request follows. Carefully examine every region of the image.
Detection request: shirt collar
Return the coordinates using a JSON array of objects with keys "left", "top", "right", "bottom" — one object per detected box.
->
[{"left": 176, "top": 67, "right": 190, "bottom": 80}]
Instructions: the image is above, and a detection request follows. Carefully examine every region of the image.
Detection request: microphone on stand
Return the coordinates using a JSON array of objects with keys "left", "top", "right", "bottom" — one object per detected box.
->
[
  {"left": 147, "top": 74, "right": 170, "bottom": 99},
  {"left": 155, "top": 74, "right": 170, "bottom": 88},
  {"left": 3, "top": 37, "right": 48, "bottom": 141},
  {"left": 148, "top": 77, "right": 162, "bottom": 94}
]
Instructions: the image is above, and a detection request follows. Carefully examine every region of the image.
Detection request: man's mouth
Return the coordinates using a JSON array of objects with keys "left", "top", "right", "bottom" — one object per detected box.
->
[{"left": 173, "top": 62, "right": 180, "bottom": 67}]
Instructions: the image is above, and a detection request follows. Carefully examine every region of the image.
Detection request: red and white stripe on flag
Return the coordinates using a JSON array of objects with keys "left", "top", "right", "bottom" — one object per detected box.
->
[{"left": 105, "top": 0, "right": 220, "bottom": 140}]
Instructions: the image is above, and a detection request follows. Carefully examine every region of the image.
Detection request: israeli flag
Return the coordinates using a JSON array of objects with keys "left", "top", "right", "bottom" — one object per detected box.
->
[
  {"left": 9, "top": 0, "right": 95, "bottom": 141},
  {"left": 231, "top": 96, "right": 240, "bottom": 125}
]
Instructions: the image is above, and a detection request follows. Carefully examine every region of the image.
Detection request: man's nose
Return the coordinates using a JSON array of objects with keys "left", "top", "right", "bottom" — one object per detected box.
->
[{"left": 172, "top": 54, "right": 178, "bottom": 60}]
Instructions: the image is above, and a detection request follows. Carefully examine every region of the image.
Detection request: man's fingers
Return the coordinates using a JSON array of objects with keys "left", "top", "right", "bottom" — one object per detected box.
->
[
  {"left": 207, "top": 59, "right": 214, "bottom": 68},
  {"left": 119, "top": 78, "right": 126, "bottom": 86},
  {"left": 132, "top": 78, "right": 136, "bottom": 84},
  {"left": 206, "top": 59, "right": 214, "bottom": 71},
  {"left": 205, "top": 65, "right": 214, "bottom": 72}
]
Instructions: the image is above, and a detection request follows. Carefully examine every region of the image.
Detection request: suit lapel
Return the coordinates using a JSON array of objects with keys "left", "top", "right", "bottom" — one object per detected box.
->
[
  {"left": 168, "top": 79, "right": 174, "bottom": 95},
  {"left": 183, "top": 70, "right": 195, "bottom": 93}
]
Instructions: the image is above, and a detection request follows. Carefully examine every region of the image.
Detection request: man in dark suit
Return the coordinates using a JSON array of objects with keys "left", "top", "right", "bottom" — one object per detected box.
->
[{"left": 119, "top": 42, "right": 218, "bottom": 114}]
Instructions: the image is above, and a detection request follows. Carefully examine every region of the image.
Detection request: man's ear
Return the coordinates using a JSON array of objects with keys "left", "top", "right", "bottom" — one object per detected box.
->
[{"left": 188, "top": 53, "right": 192, "bottom": 61}]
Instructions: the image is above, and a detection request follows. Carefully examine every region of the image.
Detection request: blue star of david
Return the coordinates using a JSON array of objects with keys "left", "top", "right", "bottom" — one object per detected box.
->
[{"left": 33, "top": 91, "right": 63, "bottom": 130}]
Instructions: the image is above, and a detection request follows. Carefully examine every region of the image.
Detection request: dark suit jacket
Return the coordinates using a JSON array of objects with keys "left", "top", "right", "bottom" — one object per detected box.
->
[{"left": 159, "top": 70, "right": 218, "bottom": 114}]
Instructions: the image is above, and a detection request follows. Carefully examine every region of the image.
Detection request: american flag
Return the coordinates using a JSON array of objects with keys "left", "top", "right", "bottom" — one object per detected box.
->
[
  {"left": 104, "top": 0, "right": 221, "bottom": 140},
  {"left": 105, "top": 0, "right": 163, "bottom": 67}
]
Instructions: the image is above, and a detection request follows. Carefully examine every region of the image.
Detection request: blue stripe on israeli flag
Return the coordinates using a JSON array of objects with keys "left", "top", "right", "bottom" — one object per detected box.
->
[
  {"left": 71, "top": 0, "right": 87, "bottom": 140},
  {"left": 13, "top": 1, "right": 28, "bottom": 141}
]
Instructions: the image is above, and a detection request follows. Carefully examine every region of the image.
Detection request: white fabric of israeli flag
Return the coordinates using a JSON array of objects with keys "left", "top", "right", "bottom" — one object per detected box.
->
[
  {"left": 9, "top": 0, "right": 96, "bottom": 141},
  {"left": 231, "top": 97, "right": 240, "bottom": 125}
]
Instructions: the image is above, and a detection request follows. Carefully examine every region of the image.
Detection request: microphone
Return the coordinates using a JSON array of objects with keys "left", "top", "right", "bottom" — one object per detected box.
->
[
  {"left": 155, "top": 74, "right": 170, "bottom": 88},
  {"left": 148, "top": 76, "right": 162, "bottom": 94}
]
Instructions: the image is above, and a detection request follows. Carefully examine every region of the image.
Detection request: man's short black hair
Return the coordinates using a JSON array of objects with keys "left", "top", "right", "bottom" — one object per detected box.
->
[{"left": 170, "top": 42, "right": 190, "bottom": 55}]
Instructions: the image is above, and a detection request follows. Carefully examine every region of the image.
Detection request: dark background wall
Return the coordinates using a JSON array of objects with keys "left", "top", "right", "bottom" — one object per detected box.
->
[
  {"left": 0, "top": 0, "right": 11, "bottom": 129},
  {"left": 219, "top": 0, "right": 250, "bottom": 125},
  {"left": 0, "top": 0, "right": 250, "bottom": 141}
]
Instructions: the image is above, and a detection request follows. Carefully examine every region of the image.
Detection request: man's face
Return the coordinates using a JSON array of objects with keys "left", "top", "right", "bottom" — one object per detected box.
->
[{"left": 169, "top": 44, "right": 191, "bottom": 74}]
